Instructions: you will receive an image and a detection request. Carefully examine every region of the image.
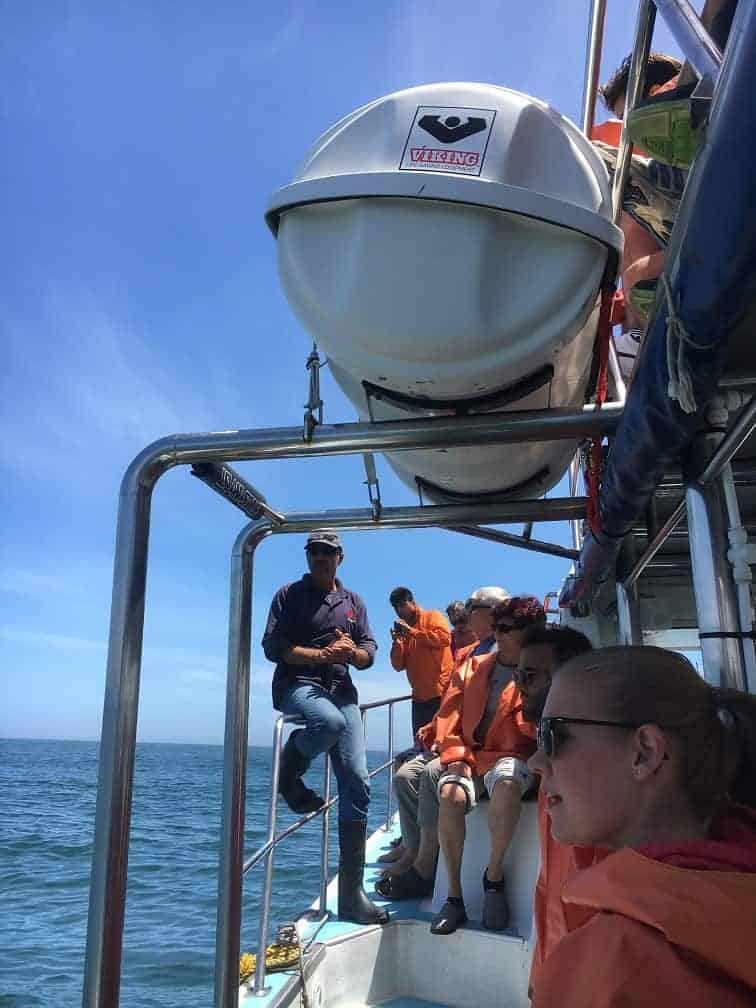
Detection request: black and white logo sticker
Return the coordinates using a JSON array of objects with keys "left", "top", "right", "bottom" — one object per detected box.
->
[{"left": 400, "top": 105, "right": 496, "bottom": 176}]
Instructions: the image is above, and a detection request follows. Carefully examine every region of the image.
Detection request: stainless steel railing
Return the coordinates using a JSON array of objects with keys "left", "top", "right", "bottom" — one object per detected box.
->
[{"left": 242, "top": 693, "right": 411, "bottom": 996}]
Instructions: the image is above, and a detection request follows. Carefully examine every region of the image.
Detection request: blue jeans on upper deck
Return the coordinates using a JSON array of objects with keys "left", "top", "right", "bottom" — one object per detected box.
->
[{"left": 277, "top": 682, "right": 370, "bottom": 822}]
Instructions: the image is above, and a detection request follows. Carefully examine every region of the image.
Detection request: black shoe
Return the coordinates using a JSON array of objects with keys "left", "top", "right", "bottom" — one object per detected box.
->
[
  {"left": 337, "top": 819, "right": 389, "bottom": 925},
  {"left": 278, "top": 731, "right": 324, "bottom": 814},
  {"left": 430, "top": 898, "right": 467, "bottom": 935},
  {"left": 482, "top": 870, "right": 509, "bottom": 931}
]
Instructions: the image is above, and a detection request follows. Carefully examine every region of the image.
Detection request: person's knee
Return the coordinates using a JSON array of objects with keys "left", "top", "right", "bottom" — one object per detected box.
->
[
  {"left": 312, "top": 707, "right": 347, "bottom": 742},
  {"left": 439, "top": 782, "right": 469, "bottom": 808}
]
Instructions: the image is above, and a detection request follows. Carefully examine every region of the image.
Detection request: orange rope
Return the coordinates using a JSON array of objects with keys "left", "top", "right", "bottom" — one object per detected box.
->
[{"left": 586, "top": 286, "right": 615, "bottom": 537}]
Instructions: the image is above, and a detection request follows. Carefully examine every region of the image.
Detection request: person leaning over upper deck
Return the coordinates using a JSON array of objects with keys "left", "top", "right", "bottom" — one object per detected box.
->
[
  {"left": 427, "top": 596, "right": 546, "bottom": 935},
  {"left": 389, "top": 586, "right": 453, "bottom": 737},
  {"left": 262, "top": 529, "right": 388, "bottom": 926},
  {"left": 529, "top": 646, "right": 756, "bottom": 1007},
  {"left": 512, "top": 624, "right": 602, "bottom": 995}
]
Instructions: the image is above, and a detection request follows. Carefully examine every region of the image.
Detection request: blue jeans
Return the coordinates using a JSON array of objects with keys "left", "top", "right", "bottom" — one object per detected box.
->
[{"left": 278, "top": 683, "right": 370, "bottom": 822}]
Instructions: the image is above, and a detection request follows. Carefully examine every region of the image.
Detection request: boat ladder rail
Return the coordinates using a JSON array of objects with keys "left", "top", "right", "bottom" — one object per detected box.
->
[{"left": 244, "top": 694, "right": 411, "bottom": 997}]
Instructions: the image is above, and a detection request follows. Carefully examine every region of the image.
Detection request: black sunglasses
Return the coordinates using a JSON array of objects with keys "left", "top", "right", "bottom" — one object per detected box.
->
[
  {"left": 494, "top": 621, "right": 525, "bottom": 634},
  {"left": 537, "top": 716, "right": 639, "bottom": 758},
  {"left": 306, "top": 545, "right": 339, "bottom": 557}
]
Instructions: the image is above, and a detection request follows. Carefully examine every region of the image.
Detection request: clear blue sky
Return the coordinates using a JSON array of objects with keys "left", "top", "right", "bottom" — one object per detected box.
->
[{"left": 1, "top": 2, "right": 681, "bottom": 746}]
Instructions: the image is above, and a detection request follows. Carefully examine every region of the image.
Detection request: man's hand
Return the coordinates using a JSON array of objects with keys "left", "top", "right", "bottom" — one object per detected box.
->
[
  {"left": 322, "top": 628, "right": 356, "bottom": 663},
  {"left": 393, "top": 619, "right": 412, "bottom": 638},
  {"left": 445, "top": 760, "right": 472, "bottom": 779}
]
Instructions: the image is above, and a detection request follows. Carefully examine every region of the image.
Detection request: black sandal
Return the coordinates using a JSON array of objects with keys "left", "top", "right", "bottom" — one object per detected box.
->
[{"left": 375, "top": 866, "right": 434, "bottom": 900}]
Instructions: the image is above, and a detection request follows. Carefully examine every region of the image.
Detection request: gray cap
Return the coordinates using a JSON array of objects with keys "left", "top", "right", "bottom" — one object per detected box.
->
[{"left": 306, "top": 530, "right": 343, "bottom": 550}]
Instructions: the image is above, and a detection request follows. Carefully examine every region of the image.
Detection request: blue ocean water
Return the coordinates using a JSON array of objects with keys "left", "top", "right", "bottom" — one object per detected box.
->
[{"left": 0, "top": 739, "right": 390, "bottom": 1007}]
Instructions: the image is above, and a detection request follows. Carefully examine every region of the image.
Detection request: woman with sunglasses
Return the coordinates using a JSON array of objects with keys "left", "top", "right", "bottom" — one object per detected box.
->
[{"left": 529, "top": 646, "right": 756, "bottom": 1007}]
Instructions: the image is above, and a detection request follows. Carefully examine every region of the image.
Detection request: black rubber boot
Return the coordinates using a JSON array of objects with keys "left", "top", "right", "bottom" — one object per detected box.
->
[
  {"left": 278, "top": 731, "right": 324, "bottom": 814},
  {"left": 337, "top": 819, "right": 390, "bottom": 925}
]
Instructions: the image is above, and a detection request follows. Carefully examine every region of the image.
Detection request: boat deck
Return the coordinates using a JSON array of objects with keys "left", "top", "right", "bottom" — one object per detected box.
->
[{"left": 240, "top": 813, "right": 535, "bottom": 1008}]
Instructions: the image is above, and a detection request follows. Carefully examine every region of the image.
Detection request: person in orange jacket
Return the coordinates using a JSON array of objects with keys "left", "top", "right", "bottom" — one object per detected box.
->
[
  {"left": 389, "top": 586, "right": 453, "bottom": 736},
  {"left": 377, "top": 596, "right": 543, "bottom": 919},
  {"left": 378, "top": 589, "right": 504, "bottom": 879},
  {"left": 528, "top": 646, "right": 756, "bottom": 1007},
  {"left": 429, "top": 595, "right": 546, "bottom": 934},
  {"left": 512, "top": 624, "right": 601, "bottom": 994}
]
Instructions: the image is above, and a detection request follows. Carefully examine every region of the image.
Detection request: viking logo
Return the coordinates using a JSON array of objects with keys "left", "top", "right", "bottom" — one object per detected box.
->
[{"left": 418, "top": 114, "right": 488, "bottom": 144}]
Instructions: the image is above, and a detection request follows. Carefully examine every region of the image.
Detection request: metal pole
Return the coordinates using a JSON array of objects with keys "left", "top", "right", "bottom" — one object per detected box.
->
[
  {"left": 720, "top": 463, "right": 756, "bottom": 693},
  {"left": 319, "top": 753, "right": 332, "bottom": 916},
  {"left": 700, "top": 393, "right": 756, "bottom": 485},
  {"left": 121, "top": 406, "right": 624, "bottom": 477},
  {"left": 277, "top": 498, "right": 589, "bottom": 530},
  {"left": 685, "top": 431, "right": 745, "bottom": 689},
  {"left": 385, "top": 704, "right": 395, "bottom": 832},
  {"left": 653, "top": 0, "right": 722, "bottom": 78},
  {"left": 581, "top": 0, "right": 608, "bottom": 135},
  {"left": 252, "top": 716, "right": 286, "bottom": 997},
  {"left": 82, "top": 466, "right": 157, "bottom": 1008},
  {"left": 569, "top": 455, "right": 583, "bottom": 551},
  {"left": 623, "top": 498, "right": 687, "bottom": 589},
  {"left": 616, "top": 581, "right": 642, "bottom": 645},
  {"left": 450, "top": 524, "right": 579, "bottom": 561},
  {"left": 612, "top": 0, "right": 655, "bottom": 226},
  {"left": 215, "top": 521, "right": 272, "bottom": 1008}
]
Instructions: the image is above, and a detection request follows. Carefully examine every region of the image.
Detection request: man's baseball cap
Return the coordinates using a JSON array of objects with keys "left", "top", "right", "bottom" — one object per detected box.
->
[{"left": 306, "top": 530, "right": 343, "bottom": 551}]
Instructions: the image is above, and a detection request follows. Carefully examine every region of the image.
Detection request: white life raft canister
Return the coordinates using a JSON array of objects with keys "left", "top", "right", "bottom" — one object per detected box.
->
[{"left": 266, "top": 82, "right": 622, "bottom": 502}]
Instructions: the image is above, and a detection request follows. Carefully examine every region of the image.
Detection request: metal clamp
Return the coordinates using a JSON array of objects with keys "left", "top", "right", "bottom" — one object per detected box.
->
[
  {"left": 362, "top": 453, "right": 382, "bottom": 520},
  {"left": 304, "top": 345, "right": 327, "bottom": 441}
]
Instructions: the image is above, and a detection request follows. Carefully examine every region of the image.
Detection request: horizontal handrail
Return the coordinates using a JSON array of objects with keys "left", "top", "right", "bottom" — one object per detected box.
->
[{"left": 360, "top": 693, "right": 412, "bottom": 712}]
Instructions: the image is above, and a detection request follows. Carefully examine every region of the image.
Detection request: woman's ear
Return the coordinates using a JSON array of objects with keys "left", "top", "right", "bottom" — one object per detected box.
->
[{"left": 631, "top": 724, "right": 668, "bottom": 780}]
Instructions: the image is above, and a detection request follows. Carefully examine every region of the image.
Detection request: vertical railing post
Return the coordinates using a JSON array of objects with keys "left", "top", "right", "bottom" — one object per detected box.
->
[
  {"left": 684, "top": 434, "right": 745, "bottom": 690},
  {"left": 215, "top": 520, "right": 273, "bottom": 1008},
  {"left": 385, "top": 703, "right": 395, "bottom": 831},
  {"left": 318, "top": 754, "right": 332, "bottom": 916},
  {"left": 612, "top": 0, "right": 656, "bottom": 225},
  {"left": 83, "top": 457, "right": 163, "bottom": 1008},
  {"left": 581, "top": 0, "right": 608, "bottom": 135},
  {"left": 252, "top": 716, "right": 286, "bottom": 997},
  {"left": 616, "top": 581, "right": 642, "bottom": 645}
]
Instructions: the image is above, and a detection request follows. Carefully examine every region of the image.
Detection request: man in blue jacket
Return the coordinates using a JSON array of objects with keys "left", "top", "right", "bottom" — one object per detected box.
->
[{"left": 262, "top": 529, "right": 388, "bottom": 925}]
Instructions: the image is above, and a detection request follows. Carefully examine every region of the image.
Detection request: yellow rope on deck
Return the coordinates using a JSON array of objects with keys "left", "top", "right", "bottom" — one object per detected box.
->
[{"left": 239, "top": 942, "right": 301, "bottom": 982}]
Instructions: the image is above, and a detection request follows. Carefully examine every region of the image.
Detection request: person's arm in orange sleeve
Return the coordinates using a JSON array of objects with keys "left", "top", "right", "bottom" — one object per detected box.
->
[
  {"left": 407, "top": 611, "right": 451, "bottom": 649},
  {"left": 436, "top": 665, "right": 476, "bottom": 770},
  {"left": 532, "top": 912, "right": 719, "bottom": 1008},
  {"left": 389, "top": 636, "right": 406, "bottom": 672}
]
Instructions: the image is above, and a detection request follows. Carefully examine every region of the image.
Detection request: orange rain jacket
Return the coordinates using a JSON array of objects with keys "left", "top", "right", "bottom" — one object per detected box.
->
[
  {"left": 529, "top": 791, "right": 606, "bottom": 992},
  {"left": 422, "top": 651, "right": 536, "bottom": 775},
  {"left": 390, "top": 606, "right": 453, "bottom": 701},
  {"left": 532, "top": 805, "right": 756, "bottom": 1007}
]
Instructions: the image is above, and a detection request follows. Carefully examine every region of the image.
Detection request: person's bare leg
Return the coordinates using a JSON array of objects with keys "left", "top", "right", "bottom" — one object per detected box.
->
[
  {"left": 438, "top": 784, "right": 467, "bottom": 899},
  {"left": 486, "top": 781, "right": 522, "bottom": 883},
  {"left": 377, "top": 843, "right": 406, "bottom": 864},
  {"left": 413, "top": 825, "right": 438, "bottom": 880},
  {"left": 379, "top": 845, "right": 417, "bottom": 875}
]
